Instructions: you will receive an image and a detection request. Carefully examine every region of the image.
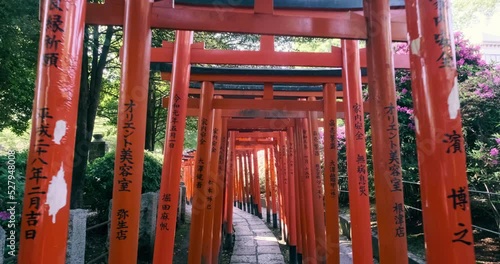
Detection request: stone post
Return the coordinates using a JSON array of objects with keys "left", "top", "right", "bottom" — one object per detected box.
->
[
  {"left": 89, "top": 134, "right": 106, "bottom": 162},
  {"left": 138, "top": 192, "right": 158, "bottom": 262},
  {"left": 109, "top": 192, "right": 158, "bottom": 262},
  {"left": 178, "top": 182, "right": 187, "bottom": 223},
  {"left": 66, "top": 209, "right": 88, "bottom": 264}
]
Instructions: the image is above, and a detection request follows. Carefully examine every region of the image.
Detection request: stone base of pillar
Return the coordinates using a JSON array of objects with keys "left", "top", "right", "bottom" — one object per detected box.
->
[
  {"left": 289, "top": 245, "right": 297, "bottom": 264},
  {"left": 66, "top": 209, "right": 88, "bottom": 264},
  {"left": 272, "top": 213, "right": 278, "bottom": 228},
  {"left": 297, "top": 253, "right": 303, "bottom": 264}
]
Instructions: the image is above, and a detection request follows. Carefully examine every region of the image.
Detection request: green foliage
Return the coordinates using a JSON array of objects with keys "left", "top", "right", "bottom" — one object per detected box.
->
[
  {"left": 460, "top": 66, "right": 500, "bottom": 191},
  {"left": 0, "top": 0, "right": 39, "bottom": 134},
  {"left": 83, "top": 151, "right": 163, "bottom": 222}
]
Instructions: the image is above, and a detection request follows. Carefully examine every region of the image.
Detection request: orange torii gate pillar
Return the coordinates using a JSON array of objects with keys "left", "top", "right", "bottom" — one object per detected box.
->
[
  {"left": 405, "top": 0, "right": 475, "bottom": 262},
  {"left": 153, "top": 30, "right": 194, "bottom": 264},
  {"left": 364, "top": 1, "right": 408, "bottom": 263},
  {"left": 18, "top": 0, "right": 86, "bottom": 263},
  {"left": 341, "top": 40, "right": 374, "bottom": 264}
]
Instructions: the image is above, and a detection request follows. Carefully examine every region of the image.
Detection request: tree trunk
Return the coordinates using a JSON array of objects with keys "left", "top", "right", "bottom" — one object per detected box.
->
[
  {"left": 145, "top": 71, "right": 156, "bottom": 151},
  {"left": 70, "top": 26, "right": 115, "bottom": 209}
]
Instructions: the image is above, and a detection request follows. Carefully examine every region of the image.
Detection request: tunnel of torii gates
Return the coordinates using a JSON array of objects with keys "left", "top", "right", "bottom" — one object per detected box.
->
[{"left": 19, "top": 0, "right": 474, "bottom": 263}]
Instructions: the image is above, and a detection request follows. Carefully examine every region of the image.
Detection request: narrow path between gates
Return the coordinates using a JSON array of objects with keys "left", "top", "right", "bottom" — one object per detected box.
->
[
  {"left": 230, "top": 207, "right": 285, "bottom": 264},
  {"left": 230, "top": 207, "right": 356, "bottom": 264}
]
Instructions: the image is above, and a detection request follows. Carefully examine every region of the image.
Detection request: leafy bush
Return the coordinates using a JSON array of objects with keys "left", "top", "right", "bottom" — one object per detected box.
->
[{"left": 83, "top": 151, "right": 163, "bottom": 223}]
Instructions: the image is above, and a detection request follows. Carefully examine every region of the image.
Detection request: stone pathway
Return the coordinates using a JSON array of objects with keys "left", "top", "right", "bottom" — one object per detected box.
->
[
  {"left": 230, "top": 207, "right": 285, "bottom": 264},
  {"left": 231, "top": 206, "right": 356, "bottom": 264}
]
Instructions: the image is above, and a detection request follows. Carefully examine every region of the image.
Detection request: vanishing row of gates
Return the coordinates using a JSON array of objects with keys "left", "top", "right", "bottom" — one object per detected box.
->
[{"left": 19, "top": 0, "right": 475, "bottom": 263}]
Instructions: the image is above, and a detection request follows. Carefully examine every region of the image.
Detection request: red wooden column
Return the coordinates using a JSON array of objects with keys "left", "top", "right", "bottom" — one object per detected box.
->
[
  {"left": 108, "top": 0, "right": 151, "bottom": 262},
  {"left": 308, "top": 98, "right": 327, "bottom": 262},
  {"left": 224, "top": 133, "right": 236, "bottom": 248},
  {"left": 18, "top": 0, "right": 86, "bottom": 262},
  {"left": 244, "top": 151, "right": 252, "bottom": 213},
  {"left": 286, "top": 127, "right": 298, "bottom": 264},
  {"left": 405, "top": 1, "right": 475, "bottom": 263},
  {"left": 299, "top": 118, "right": 318, "bottom": 263},
  {"left": 212, "top": 117, "right": 228, "bottom": 262},
  {"left": 187, "top": 81, "right": 215, "bottom": 264},
  {"left": 279, "top": 132, "right": 289, "bottom": 238},
  {"left": 248, "top": 150, "right": 257, "bottom": 215},
  {"left": 341, "top": 40, "right": 374, "bottom": 264},
  {"left": 153, "top": 30, "right": 194, "bottom": 264},
  {"left": 202, "top": 106, "right": 222, "bottom": 262},
  {"left": 241, "top": 151, "right": 246, "bottom": 212},
  {"left": 187, "top": 160, "right": 194, "bottom": 203},
  {"left": 231, "top": 150, "right": 238, "bottom": 208},
  {"left": 323, "top": 84, "right": 340, "bottom": 264},
  {"left": 264, "top": 147, "right": 271, "bottom": 223},
  {"left": 274, "top": 140, "right": 287, "bottom": 239},
  {"left": 294, "top": 122, "right": 307, "bottom": 262},
  {"left": 269, "top": 144, "right": 278, "bottom": 228},
  {"left": 238, "top": 152, "right": 245, "bottom": 210},
  {"left": 189, "top": 159, "right": 195, "bottom": 203},
  {"left": 364, "top": 1, "right": 408, "bottom": 263},
  {"left": 253, "top": 149, "right": 263, "bottom": 218}
]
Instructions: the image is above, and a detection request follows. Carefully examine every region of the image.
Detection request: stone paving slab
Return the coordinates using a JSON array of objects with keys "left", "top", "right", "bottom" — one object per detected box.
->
[
  {"left": 230, "top": 208, "right": 285, "bottom": 264},
  {"left": 231, "top": 206, "right": 358, "bottom": 264}
]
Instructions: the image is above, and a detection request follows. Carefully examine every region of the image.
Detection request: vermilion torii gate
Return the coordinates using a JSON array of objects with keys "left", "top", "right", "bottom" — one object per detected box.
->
[{"left": 21, "top": 0, "right": 475, "bottom": 264}]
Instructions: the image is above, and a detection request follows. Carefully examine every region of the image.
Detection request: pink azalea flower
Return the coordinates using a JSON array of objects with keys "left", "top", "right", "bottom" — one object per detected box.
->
[{"left": 490, "top": 148, "right": 499, "bottom": 157}]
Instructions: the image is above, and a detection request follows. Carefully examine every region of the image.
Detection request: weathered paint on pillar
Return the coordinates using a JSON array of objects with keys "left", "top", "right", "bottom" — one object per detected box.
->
[
  {"left": 108, "top": 0, "right": 151, "bottom": 262},
  {"left": 308, "top": 98, "right": 327, "bottom": 262},
  {"left": 341, "top": 40, "right": 374, "bottom": 264},
  {"left": 19, "top": 0, "right": 86, "bottom": 262},
  {"left": 323, "top": 83, "right": 340, "bottom": 264},
  {"left": 363, "top": 1, "right": 408, "bottom": 262},
  {"left": 212, "top": 117, "right": 228, "bottom": 262},
  {"left": 153, "top": 30, "right": 194, "bottom": 264},
  {"left": 404, "top": 1, "right": 476, "bottom": 262},
  {"left": 202, "top": 107, "right": 222, "bottom": 262},
  {"left": 188, "top": 81, "right": 215, "bottom": 264},
  {"left": 287, "top": 127, "right": 298, "bottom": 264}
]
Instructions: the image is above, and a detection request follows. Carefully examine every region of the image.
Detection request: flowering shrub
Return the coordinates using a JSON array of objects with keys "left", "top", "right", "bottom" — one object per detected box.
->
[
  {"left": 0, "top": 211, "right": 9, "bottom": 221},
  {"left": 338, "top": 32, "right": 500, "bottom": 209},
  {"left": 455, "top": 32, "right": 487, "bottom": 82},
  {"left": 461, "top": 65, "right": 500, "bottom": 189}
]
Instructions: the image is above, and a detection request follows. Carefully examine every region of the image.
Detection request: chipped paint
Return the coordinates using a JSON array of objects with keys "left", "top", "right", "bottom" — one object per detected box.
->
[
  {"left": 52, "top": 120, "right": 67, "bottom": 145},
  {"left": 46, "top": 164, "right": 67, "bottom": 223},
  {"left": 410, "top": 38, "right": 420, "bottom": 55},
  {"left": 447, "top": 77, "right": 460, "bottom": 119}
]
